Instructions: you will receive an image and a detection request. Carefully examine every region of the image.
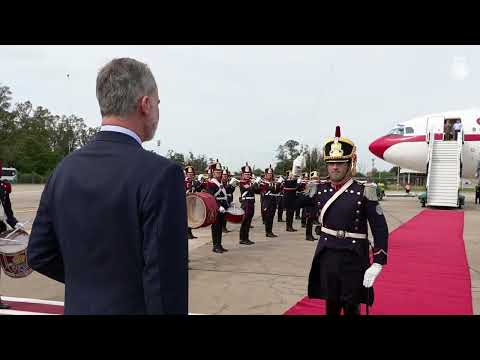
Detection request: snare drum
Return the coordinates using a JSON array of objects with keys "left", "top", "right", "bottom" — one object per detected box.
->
[
  {"left": 0, "top": 229, "right": 33, "bottom": 278},
  {"left": 186, "top": 192, "right": 219, "bottom": 229},
  {"left": 225, "top": 205, "right": 245, "bottom": 224}
]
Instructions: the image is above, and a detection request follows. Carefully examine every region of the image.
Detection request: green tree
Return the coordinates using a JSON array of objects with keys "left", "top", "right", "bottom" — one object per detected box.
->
[
  {"left": 185, "top": 152, "right": 208, "bottom": 173},
  {"left": 166, "top": 150, "right": 185, "bottom": 166},
  {"left": 274, "top": 139, "right": 301, "bottom": 174},
  {"left": 0, "top": 85, "right": 99, "bottom": 178}
]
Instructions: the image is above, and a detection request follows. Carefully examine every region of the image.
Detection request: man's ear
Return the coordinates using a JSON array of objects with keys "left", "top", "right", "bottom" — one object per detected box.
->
[{"left": 138, "top": 96, "right": 151, "bottom": 115}]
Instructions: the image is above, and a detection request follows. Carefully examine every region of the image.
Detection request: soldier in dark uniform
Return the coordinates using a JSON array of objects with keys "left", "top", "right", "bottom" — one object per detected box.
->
[
  {"left": 298, "top": 126, "right": 389, "bottom": 316},
  {"left": 300, "top": 173, "right": 309, "bottom": 228},
  {"left": 295, "top": 174, "right": 307, "bottom": 220},
  {"left": 239, "top": 163, "right": 258, "bottom": 245},
  {"left": 277, "top": 175, "right": 285, "bottom": 222},
  {"left": 475, "top": 183, "right": 480, "bottom": 205},
  {"left": 206, "top": 161, "right": 229, "bottom": 253},
  {"left": 259, "top": 165, "right": 280, "bottom": 238},
  {"left": 283, "top": 170, "right": 299, "bottom": 232},
  {"left": 221, "top": 168, "right": 236, "bottom": 233},
  {"left": 0, "top": 178, "right": 24, "bottom": 310},
  {"left": 184, "top": 165, "right": 204, "bottom": 239},
  {"left": 260, "top": 174, "right": 266, "bottom": 225},
  {"left": 304, "top": 171, "right": 320, "bottom": 241}
]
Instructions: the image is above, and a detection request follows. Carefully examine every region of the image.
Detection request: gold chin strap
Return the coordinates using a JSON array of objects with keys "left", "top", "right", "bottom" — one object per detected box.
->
[{"left": 351, "top": 149, "right": 357, "bottom": 176}]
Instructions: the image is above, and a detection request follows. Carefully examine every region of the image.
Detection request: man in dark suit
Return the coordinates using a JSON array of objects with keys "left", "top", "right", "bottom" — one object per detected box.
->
[{"left": 27, "top": 58, "right": 188, "bottom": 315}]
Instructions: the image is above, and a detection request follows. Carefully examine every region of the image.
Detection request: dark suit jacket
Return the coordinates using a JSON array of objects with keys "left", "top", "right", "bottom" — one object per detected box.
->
[{"left": 27, "top": 131, "right": 188, "bottom": 315}]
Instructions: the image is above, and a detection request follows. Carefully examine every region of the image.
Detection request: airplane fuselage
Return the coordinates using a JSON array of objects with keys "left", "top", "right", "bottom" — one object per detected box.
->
[{"left": 369, "top": 109, "right": 480, "bottom": 178}]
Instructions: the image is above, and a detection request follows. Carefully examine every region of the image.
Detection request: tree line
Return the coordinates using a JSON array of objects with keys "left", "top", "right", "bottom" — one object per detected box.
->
[
  {"left": 1, "top": 83, "right": 397, "bottom": 182},
  {"left": 0, "top": 84, "right": 99, "bottom": 181}
]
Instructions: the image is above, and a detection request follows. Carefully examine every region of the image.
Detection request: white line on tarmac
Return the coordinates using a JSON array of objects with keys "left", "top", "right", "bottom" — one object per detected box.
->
[
  {"left": 0, "top": 309, "right": 54, "bottom": 315},
  {"left": 2, "top": 296, "right": 64, "bottom": 306}
]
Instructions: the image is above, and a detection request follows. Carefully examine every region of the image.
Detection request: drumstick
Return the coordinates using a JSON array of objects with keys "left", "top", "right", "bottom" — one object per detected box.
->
[{"left": 4, "top": 218, "right": 33, "bottom": 239}]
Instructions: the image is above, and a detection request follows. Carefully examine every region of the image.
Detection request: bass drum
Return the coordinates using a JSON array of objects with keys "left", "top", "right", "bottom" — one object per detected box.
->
[
  {"left": 0, "top": 229, "right": 33, "bottom": 278},
  {"left": 186, "top": 192, "right": 218, "bottom": 229},
  {"left": 225, "top": 205, "right": 245, "bottom": 224}
]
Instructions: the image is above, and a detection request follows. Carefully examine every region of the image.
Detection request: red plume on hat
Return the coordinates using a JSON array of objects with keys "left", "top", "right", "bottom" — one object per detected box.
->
[{"left": 335, "top": 125, "right": 341, "bottom": 138}]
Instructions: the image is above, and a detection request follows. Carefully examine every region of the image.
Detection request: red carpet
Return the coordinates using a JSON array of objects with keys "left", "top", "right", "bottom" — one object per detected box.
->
[
  {"left": 285, "top": 210, "right": 473, "bottom": 315},
  {"left": 3, "top": 299, "right": 64, "bottom": 314}
]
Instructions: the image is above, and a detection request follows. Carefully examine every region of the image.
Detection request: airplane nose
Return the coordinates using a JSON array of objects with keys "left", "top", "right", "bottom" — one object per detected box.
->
[{"left": 369, "top": 136, "right": 389, "bottom": 160}]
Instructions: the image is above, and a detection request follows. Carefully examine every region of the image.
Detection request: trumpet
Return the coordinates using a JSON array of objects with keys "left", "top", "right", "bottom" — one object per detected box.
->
[{"left": 229, "top": 177, "right": 240, "bottom": 187}]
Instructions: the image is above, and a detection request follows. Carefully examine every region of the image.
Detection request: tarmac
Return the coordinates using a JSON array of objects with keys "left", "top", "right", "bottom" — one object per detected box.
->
[{"left": 1, "top": 184, "right": 479, "bottom": 315}]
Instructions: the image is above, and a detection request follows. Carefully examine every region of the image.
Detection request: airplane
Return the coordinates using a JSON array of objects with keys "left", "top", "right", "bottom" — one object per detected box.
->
[{"left": 369, "top": 108, "right": 480, "bottom": 178}]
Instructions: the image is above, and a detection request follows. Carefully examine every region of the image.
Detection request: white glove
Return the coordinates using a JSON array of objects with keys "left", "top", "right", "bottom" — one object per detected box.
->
[
  {"left": 15, "top": 222, "right": 25, "bottom": 230},
  {"left": 254, "top": 177, "right": 262, "bottom": 184},
  {"left": 363, "top": 263, "right": 382, "bottom": 288},
  {"left": 219, "top": 206, "right": 226, "bottom": 213},
  {"left": 229, "top": 177, "right": 239, "bottom": 186},
  {"left": 197, "top": 175, "right": 203, "bottom": 182}
]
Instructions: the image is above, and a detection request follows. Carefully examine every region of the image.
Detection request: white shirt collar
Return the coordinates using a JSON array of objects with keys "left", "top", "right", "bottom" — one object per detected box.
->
[{"left": 100, "top": 125, "right": 142, "bottom": 145}]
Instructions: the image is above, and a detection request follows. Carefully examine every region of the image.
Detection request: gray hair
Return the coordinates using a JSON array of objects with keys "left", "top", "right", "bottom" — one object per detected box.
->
[{"left": 96, "top": 58, "right": 157, "bottom": 117}]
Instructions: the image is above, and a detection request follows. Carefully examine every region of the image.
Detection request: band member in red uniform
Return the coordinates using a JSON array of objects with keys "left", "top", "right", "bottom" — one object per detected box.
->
[
  {"left": 304, "top": 171, "right": 320, "bottom": 241},
  {"left": 185, "top": 165, "right": 204, "bottom": 239},
  {"left": 277, "top": 175, "right": 285, "bottom": 223},
  {"left": 1, "top": 174, "right": 24, "bottom": 310},
  {"left": 207, "top": 161, "right": 229, "bottom": 253},
  {"left": 295, "top": 174, "right": 307, "bottom": 220},
  {"left": 221, "top": 168, "right": 235, "bottom": 233},
  {"left": 300, "top": 173, "right": 309, "bottom": 227},
  {"left": 283, "top": 170, "right": 299, "bottom": 232},
  {"left": 239, "top": 163, "right": 258, "bottom": 245},
  {"left": 259, "top": 165, "right": 280, "bottom": 238}
]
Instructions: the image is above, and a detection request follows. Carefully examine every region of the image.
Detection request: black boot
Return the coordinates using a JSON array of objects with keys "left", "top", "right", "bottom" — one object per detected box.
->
[
  {"left": 240, "top": 239, "right": 255, "bottom": 245},
  {"left": 306, "top": 220, "right": 316, "bottom": 240},
  {"left": 212, "top": 245, "right": 224, "bottom": 253},
  {"left": 219, "top": 245, "right": 229, "bottom": 252},
  {"left": 286, "top": 226, "right": 298, "bottom": 232},
  {"left": 278, "top": 217, "right": 284, "bottom": 222},
  {"left": 188, "top": 228, "right": 197, "bottom": 239},
  {"left": 266, "top": 232, "right": 278, "bottom": 238}
]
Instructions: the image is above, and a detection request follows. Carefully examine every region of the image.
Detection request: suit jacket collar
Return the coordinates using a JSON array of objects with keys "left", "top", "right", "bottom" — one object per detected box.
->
[{"left": 94, "top": 131, "right": 143, "bottom": 148}]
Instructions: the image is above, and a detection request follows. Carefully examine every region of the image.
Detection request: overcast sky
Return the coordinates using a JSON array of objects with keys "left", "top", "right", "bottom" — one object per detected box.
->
[{"left": 1, "top": 45, "right": 479, "bottom": 173}]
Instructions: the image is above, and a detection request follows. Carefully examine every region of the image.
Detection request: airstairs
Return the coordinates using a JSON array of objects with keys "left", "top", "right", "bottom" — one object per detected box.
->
[{"left": 425, "top": 128, "right": 463, "bottom": 207}]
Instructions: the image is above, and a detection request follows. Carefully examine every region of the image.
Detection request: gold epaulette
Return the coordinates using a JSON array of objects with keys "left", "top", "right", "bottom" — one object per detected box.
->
[{"left": 363, "top": 183, "right": 378, "bottom": 201}]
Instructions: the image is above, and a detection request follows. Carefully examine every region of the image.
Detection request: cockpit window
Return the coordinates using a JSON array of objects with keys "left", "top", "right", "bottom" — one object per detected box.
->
[
  {"left": 387, "top": 127, "right": 405, "bottom": 136},
  {"left": 405, "top": 127, "right": 414, "bottom": 134}
]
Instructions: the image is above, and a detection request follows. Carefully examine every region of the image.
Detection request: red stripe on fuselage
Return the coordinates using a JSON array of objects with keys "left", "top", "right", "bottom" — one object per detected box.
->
[{"left": 369, "top": 134, "right": 480, "bottom": 159}]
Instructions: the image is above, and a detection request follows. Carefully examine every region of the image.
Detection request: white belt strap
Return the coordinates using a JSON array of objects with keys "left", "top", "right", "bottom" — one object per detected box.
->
[
  {"left": 241, "top": 191, "right": 253, "bottom": 199},
  {"left": 211, "top": 178, "right": 227, "bottom": 199},
  {"left": 321, "top": 226, "right": 367, "bottom": 240},
  {"left": 265, "top": 191, "right": 280, "bottom": 197},
  {"left": 320, "top": 179, "right": 354, "bottom": 225}
]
